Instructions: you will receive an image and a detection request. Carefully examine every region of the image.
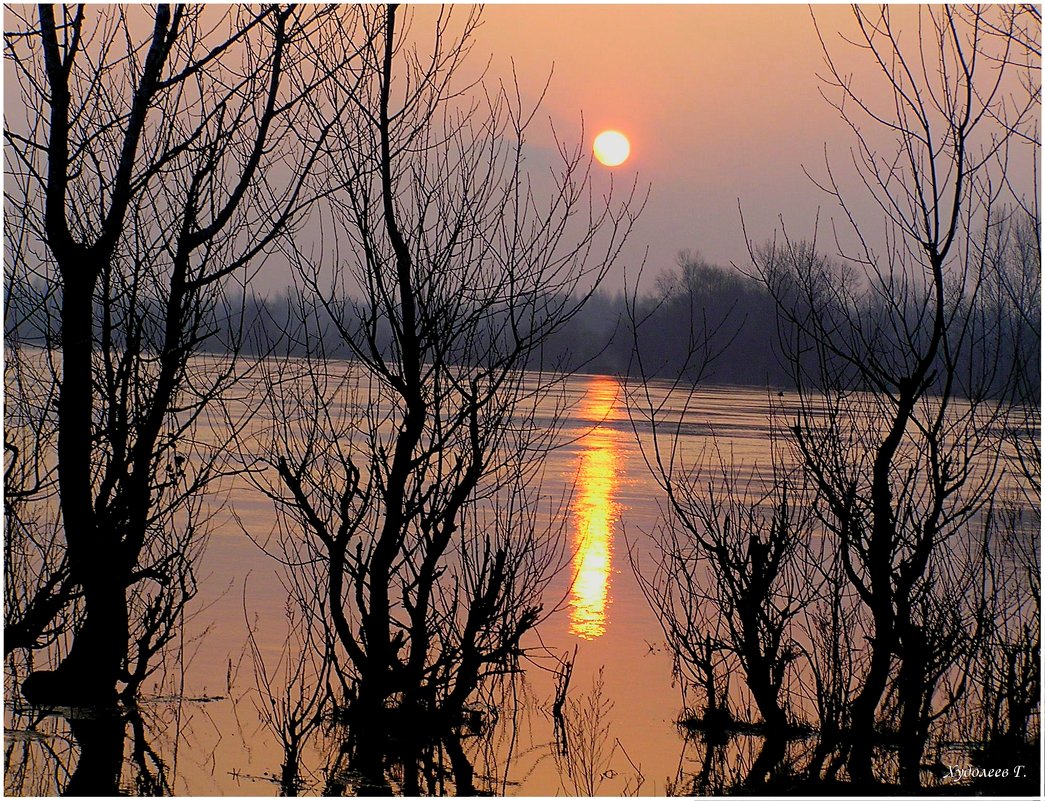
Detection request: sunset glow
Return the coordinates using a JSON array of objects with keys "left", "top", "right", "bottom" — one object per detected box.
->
[
  {"left": 6, "top": 2, "right": 1036, "bottom": 793},
  {"left": 569, "top": 376, "right": 624, "bottom": 639},
  {"left": 593, "top": 130, "right": 631, "bottom": 166}
]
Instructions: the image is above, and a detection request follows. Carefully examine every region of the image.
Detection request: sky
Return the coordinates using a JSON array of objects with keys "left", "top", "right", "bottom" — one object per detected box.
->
[
  {"left": 414, "top": 3, "right": 1036, "bottom": 293},
  {"left": 6, "top": 4, "right": 1036, "bottom": 296},
  {"left": 466, "top": 4, "right": 868, "bottom": 288}
]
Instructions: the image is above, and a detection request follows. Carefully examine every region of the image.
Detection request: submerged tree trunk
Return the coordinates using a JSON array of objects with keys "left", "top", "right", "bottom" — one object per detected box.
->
[
  {"left": 63, "top": 711, "right": 126, "bottom": 796},
  {"left": 896, "top": 622, "right": 930, "bottom": 789},
  {"left": 23, "top": 263, "right": 126, "bottom": 706},
  {"left": 744, "top": 733, "right": 786, "bottom": 788}
]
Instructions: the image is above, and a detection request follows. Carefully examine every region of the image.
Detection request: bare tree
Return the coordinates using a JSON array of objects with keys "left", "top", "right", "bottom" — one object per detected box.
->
[
  {"left": 626, "top": 238, "right": 818, "bottom": 789},
  {"left": 248, "top": 4, "right": 640, "bottom": 793},
  {"left": 4, "top": 4, "right": 351, "bottom": 705},
  {"left": 633, "top": 429, "right": 815, "bottom": 786},
  {"left": 746, "top": 5, "right": 1040, "bottom": 787}
]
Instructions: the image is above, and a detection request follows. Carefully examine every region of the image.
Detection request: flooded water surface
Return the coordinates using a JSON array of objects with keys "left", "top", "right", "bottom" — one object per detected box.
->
[{"left": 4, "top": 369, "right": 1037, "bottom": 796}]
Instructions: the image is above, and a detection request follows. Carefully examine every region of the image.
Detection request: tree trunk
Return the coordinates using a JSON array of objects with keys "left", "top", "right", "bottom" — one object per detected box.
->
[
  {"left": 22, "top": 578, "right": 128, "bottom": 706},
  {"left": 23, "top": 267, "right": 130, "bottom": 706},
  {"left": 846, "top": 606, "right": 893, "bottom": 785},
  {"left": 896, "top": 625, "right": 929, "bottom": 789}
]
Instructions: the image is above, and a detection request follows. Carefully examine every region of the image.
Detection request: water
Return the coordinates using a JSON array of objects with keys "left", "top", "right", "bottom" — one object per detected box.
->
[
  {"left": 4, "top": 368, "right": 1037, "bottom": 795},
  {"left": 212, "top": 370, "right": 696, "bottom": 794}
]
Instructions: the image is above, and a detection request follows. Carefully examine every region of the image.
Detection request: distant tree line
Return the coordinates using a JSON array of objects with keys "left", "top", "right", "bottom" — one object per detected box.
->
[
  {"left": 8, "top": 244, "right": 1037, "bottom": 402},
  {"left": 8, "top": 248, "right": 1036, "bottom": 417}
]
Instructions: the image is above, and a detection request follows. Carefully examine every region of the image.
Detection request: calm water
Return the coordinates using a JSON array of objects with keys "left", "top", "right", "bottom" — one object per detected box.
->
[
  {"left": 4, "top": 369, "right": 1033, "bottom": 795},
  {"left": 205, "top": 371, "right": 717, "bottom": 795}
]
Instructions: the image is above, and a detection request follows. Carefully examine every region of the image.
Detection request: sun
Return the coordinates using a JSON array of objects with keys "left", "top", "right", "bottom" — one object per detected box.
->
[{"left": 593, "top": 130, "right": 630, "bottom": 167}]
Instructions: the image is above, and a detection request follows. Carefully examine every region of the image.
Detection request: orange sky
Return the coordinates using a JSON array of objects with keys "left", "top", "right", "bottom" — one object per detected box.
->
[
  {"left": 470, "top": 4, "right": 860, "bottom": 284},
  {"left": 10, "top": 5, "right": 1035, "bottom": 294},
  {"left": 425, "top": 3, "right": 1038, "bottom": 291}
]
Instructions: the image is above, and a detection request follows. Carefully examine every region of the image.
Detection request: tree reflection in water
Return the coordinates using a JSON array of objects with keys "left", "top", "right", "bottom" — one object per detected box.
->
[
  {"left": 318, "top": 707, "right": 491, "bottom": 796},
  {"left": 670, "top": 724, "right": 814, "bottom": 796},
  {"left": 246, "top": 609, "right": 517, "bottom": 797},
  {"left": 4, "top": 699, "right": 174, "bottom": 796}
]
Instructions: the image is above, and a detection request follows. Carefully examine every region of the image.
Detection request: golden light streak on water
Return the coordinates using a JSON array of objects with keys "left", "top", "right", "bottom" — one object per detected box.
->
[{"left": 568, "top": 376, "right": 623, "bottom": 640}]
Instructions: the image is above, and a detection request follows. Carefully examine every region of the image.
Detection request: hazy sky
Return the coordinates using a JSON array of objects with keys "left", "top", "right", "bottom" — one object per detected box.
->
[
  {"left": 468, "top": 4, "right": 865, "bottom": 288},
  {"left": 8, "top": 5, "right": 1035, "bottom": 296},
  {"left": 429, "top": 3, "right": 1036, "bottom": 292}
]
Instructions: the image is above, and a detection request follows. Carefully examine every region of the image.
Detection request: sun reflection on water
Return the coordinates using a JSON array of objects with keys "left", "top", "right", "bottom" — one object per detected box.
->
[{"left": 569, "top": 376, "right": 624, "bottom": 640}]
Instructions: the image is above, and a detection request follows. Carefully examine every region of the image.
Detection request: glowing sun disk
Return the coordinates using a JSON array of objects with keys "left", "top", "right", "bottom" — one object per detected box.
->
[{"left": 593, "top": 130, "right": 630, "bottom": 167}]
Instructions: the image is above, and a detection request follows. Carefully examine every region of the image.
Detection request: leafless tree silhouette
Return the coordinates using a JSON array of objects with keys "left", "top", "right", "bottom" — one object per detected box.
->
[
  {"left": 746, "top": 5, "right": 1040, "bottom": 787},
  {"left": 639, "top": 442, "right": 812, "bottom": 712},
  {"left": 246, "top": 4, "right": 640, "bottom": 792},
  {"left": 631, "top": 4, "right": 1038, "bottom": 793},
  {"left": 5, "top": 4, "right": 353, "bottom": 706},
  {"left": 633, "top": 426, "right": 816, "bottom": 786}
]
